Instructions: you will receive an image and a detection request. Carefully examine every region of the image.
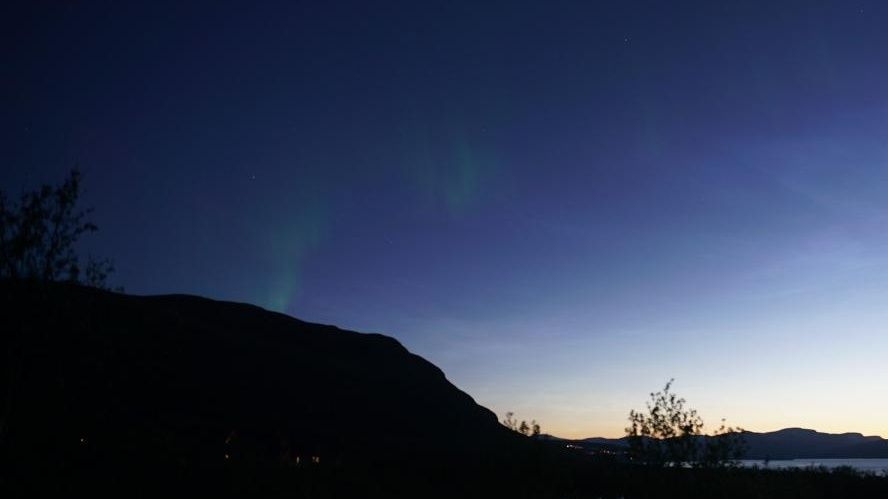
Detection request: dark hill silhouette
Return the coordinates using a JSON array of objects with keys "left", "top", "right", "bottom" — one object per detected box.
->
[
  {"left": 742, "top": 428, "right": 888, "bottom": 460},
  {"left": 1, "top": 281, "right": 584, "bottom": 498},
  {"left": 558, "top": 428, "right": 888, "bottom": 460}
]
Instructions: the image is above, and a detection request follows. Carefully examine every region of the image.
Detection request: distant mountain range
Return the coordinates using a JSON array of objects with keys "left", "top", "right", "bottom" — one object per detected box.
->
[{"left": 550, "top": 428, "right": 888, "bottom": 459}]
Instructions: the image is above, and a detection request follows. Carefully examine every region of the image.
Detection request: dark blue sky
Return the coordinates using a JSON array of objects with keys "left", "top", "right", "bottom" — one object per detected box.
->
[{"left": 5, "top": 1, "right": 888, "bottom": 437}]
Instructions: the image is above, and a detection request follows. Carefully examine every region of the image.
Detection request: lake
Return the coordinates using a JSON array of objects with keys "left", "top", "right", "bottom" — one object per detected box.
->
[{"left": 740, "top": 459, "right": 888, "bottom": 475}]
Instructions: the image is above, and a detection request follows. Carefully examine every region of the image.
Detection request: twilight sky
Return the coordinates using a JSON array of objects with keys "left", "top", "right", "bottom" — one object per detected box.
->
[{"left": 4, "top": 1, "right": 888, "bottom": 438}]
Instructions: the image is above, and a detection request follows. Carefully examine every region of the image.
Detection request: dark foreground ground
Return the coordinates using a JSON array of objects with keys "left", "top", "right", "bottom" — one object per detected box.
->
[
  {"left": 2, "top": 281, "right": 887, "bottom": 498},
  {"left": 10, "top": 452, "right": 888, "bottom": 498}
]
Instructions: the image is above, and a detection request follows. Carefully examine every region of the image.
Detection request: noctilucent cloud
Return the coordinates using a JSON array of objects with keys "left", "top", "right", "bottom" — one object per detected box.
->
[{"left": 4, "top": 1, "right": 888, "bottom": 438}]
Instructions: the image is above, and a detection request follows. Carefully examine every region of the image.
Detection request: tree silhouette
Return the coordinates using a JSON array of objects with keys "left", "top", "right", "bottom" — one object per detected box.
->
[
  {"left": 626, "top": 379, "right": 744, "bottom": 467},
  {"left": 0, "top": 169, "right": 114, "bottom": 288},
  {"left": 503, "top": 412, "right": 518, "bottom": 431},
  {"left": 502, "top": 412, "right": 541, "bottom": 437}
]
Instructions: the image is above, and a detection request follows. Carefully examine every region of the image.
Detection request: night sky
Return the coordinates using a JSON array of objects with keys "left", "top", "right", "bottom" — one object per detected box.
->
[{"left": 4, "top": 1, "right": 888, "bottom": 438}]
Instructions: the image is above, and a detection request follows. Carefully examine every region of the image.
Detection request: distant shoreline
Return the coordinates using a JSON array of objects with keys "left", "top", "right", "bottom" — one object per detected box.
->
[{"left": 740, "top": 459, "right": 888, "bottom": 475}]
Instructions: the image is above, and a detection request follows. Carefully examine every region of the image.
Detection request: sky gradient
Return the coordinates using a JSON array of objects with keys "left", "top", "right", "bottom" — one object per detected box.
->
[{"left": 4, "top": 1, "right": 888, "bottom": 438}]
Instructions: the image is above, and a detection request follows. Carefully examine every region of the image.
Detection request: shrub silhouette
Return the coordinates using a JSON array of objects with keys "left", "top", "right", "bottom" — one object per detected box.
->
[
  {"left": 502, "top": 412, "right": 541, "bottom": 437},
  {"left": 700, "top": 418, "right": 747, "bottom": 468},
  {"left": 626, "top": 379, "right": 745, "bottom": 467}
]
